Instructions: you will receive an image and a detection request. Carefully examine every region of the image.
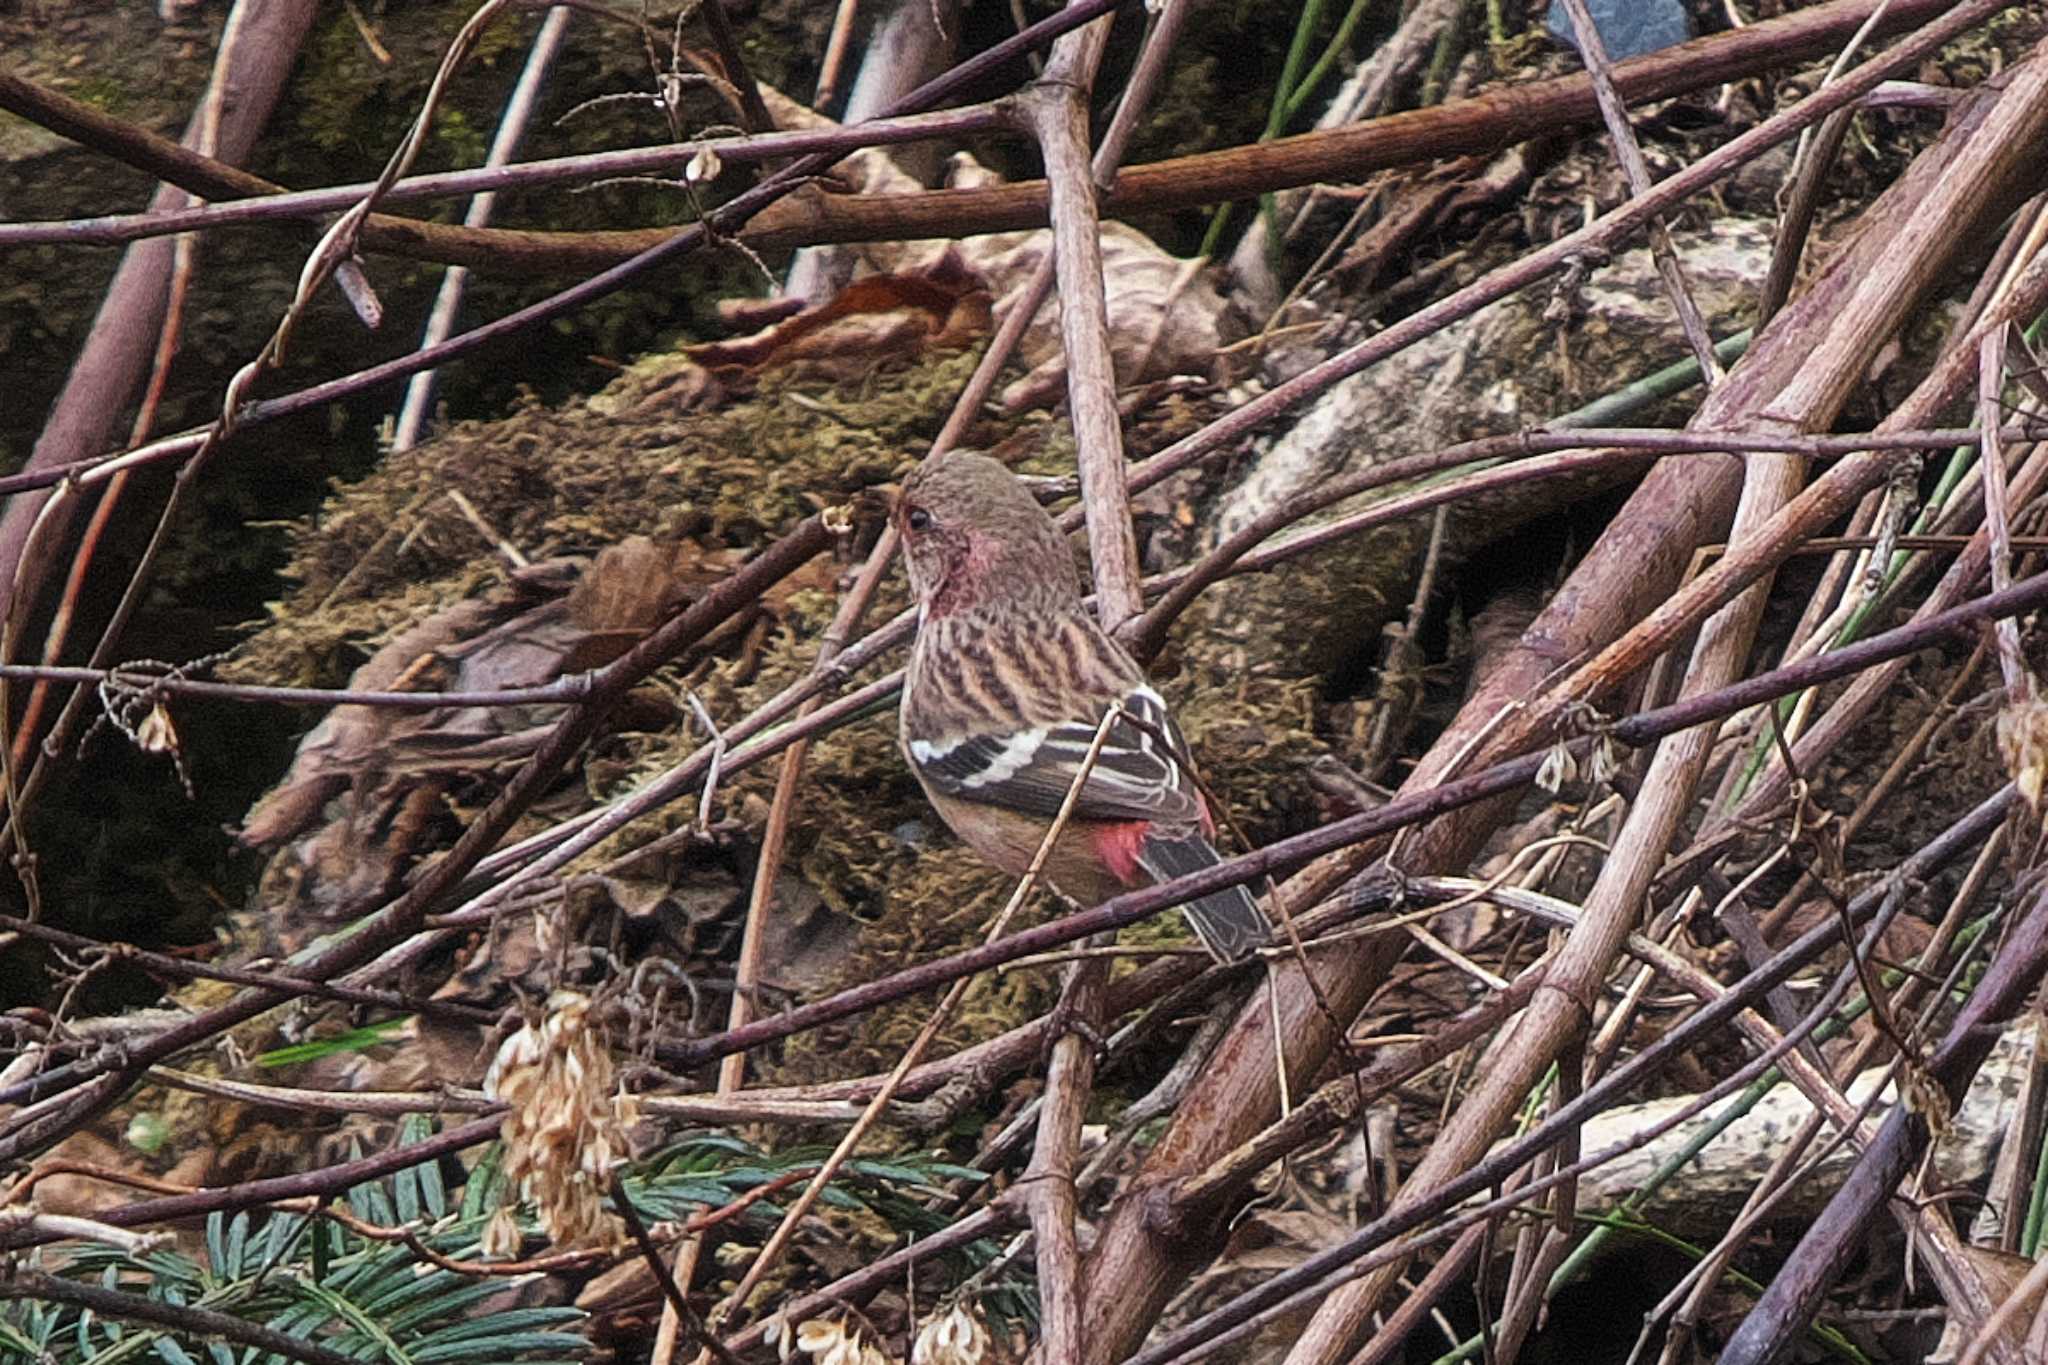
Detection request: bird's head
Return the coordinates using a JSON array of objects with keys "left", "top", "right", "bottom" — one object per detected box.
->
[{"left": 896, "top": 451, "right": 1081, "bottom": 622}]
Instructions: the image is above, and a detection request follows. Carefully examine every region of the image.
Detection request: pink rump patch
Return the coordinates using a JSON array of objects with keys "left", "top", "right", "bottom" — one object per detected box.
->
[{"left": 1092, "top": 821, "right": 1150, "bottom": 884}]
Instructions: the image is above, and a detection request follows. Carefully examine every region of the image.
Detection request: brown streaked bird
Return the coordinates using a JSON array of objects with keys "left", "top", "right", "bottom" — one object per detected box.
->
[{"left": 894, "top": 450, "right": 1270, "bottom": 963}]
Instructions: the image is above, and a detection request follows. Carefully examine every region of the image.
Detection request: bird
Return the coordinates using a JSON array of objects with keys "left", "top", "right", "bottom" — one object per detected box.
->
[{"left": 894, "top": 450, "right": 1271, "bottom": 963}]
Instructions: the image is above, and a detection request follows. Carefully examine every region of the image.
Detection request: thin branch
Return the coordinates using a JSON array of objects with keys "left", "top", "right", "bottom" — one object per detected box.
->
[
  {"left": 1018, "top": 14, "right": 1139, "bottom": 623},
  {"left": 814, "top": 0, "right": 862, "bottom": 108},
  {"left": 722, "top": 1206, "right": 1019, "bottom": 1355},
  {"left": 1001, "top": 18, "right": 1132, "bottom": 1338},
  {"left": 1719, "top": 873, "right": 2048, "bottom": 1363},
  {"left": 0, "top": 1116, "right": 501, "bottom": 1252},
  {"left": 612, "top": 1172, "right": 748, "bottom": 1365},
  {"left": 0, "top": 914, "right": 496, "bottom": 1022},
  {"left": 1556, "top": 0, "right": 1725, "bottom": 380},
  {"left": 929, "top": 0, "right": 1192, "bottom": 454},
  {"left": 0, "top": 101, "right": 1010, "bottom": 249},
  {"left": 0, "top": 1271, "right": 362, "bottom": 1365},
  {"left": 698, "top": 0, "right": 775, "bottom": 136},
  {"left": 392, "top": 4, "right": 576, "bottom": 451},
  {"left": 140, "top": 1068, "right": 882, "bottom": 1126}
]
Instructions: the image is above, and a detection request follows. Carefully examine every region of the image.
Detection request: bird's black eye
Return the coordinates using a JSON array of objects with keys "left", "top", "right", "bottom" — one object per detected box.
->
[{"left": 905, "top": 506, "right": 933, "bottom": 532}]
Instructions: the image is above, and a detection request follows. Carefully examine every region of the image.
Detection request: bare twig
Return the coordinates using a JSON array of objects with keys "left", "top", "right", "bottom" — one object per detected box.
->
[
  {"left": 929, "top": 0, "right": 1193, "bottom": 454},
  {"left": 140, "top": 1067, "right": 879, "bottom": 1127},
  {"left": 612, "top": 1172, "right": 747, "bottom": 1365},
  {"left": 0, "top": 914, "right": 493, "bottom": 1022},
  {"left": 698, "top": 0, "right": 774, "bottom": 136},
  {"left": 1555, "top": 0, "right": 1725, "bottom": 381},
  {"left": 1979, "top": 324, "right": 2031, "bottom": 699},
  {"left": 0, "top": 1271, "right": 361, "bottom": 1365},
  {"left": 392, "top": 5, "right": 575, "bottom": 451},
  {"left": 1014, "top": 13, "right": 1137, "bottom": 624},
  {"left": 0, "top": 1116, "right": 502, "bottom": 1252},
  {"left": 0, "top": 99, "right": 1009, "bottom": 251},
  {"left": 815, "top": 0, "right": 862, "bottom": 108}
]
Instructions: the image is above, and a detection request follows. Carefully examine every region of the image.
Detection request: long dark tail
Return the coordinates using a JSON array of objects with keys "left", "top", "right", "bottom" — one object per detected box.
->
[{"left": 1136, "top": 833, "right": 1270, "bottom": 963}]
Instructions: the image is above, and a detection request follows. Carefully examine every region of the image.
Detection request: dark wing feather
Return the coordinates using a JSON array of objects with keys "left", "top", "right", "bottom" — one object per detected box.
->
[
  {"left": 907, "top": 686, "right": 1202, "bottom": 827},
  {"left": 1134, "top": 832, "right": 1270, "bottom": 962}
]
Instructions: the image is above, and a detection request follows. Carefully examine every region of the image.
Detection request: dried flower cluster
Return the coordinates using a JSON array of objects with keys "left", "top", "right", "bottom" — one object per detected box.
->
[
  {"left": 775, "top": 1316, "right": 892, "bottom": 1365},
  {"left": 481, "top": 989, "right": 639, "bottom": 1256},
  {"left": 764, "top": 1305, "right": 990, "bottom": 1365},
  {"left": 1998, "top": 690, "right": 2048, "bottom": 815},
  {"left": 910, "top": 1305, "right": 991, "bottom": 1365}
]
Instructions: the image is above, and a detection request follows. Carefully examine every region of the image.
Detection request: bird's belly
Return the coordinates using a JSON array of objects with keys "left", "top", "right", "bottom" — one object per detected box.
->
[{"left": 953, "top": 804, "right": 1128, "bottom": 906}]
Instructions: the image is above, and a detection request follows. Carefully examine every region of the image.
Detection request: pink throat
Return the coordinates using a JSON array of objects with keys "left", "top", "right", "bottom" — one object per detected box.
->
[{"left": 924, "top": 533, "right": 1004, "bottom": 620}]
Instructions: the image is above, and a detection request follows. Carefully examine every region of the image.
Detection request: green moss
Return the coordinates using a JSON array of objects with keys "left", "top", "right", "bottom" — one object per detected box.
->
[
  {"left": 293, "top": 7, "right": 406, "bottom": 155},
  {"left": 61, "top": 74, "right": 131, "bottom": 114},
  {"left": 286, "top": 1, "right": 539, "bottom": 161},
  {"left": 432, "top": 106, "right": 489, "bottom": 169}
]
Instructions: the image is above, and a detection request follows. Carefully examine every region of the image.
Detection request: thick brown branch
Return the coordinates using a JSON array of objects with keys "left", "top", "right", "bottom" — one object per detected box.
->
[
  {"left": 0, "top": 0, "right": 1976, "bottom": 276},
  {"left": 346, "top": 0, "right": 2032, "bottom": 270}
]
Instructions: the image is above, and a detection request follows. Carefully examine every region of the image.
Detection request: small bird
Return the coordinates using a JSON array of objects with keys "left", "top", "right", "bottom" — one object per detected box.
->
[{"left": 895, "top": 450, "right": 1271, "bottom": 963}]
